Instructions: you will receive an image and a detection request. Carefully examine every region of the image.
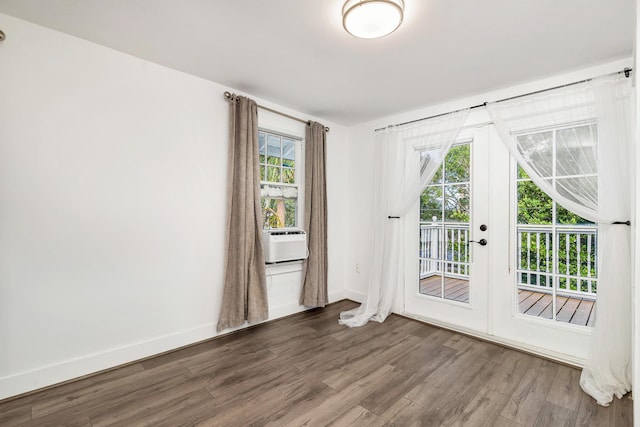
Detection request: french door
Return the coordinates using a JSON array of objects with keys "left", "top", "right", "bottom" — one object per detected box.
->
[{"left": 403, "top": 125, "right": 592, "bottom": 364}]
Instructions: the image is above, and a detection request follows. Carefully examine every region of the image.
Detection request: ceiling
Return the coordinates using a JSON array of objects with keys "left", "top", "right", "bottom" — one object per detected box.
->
[{"left": 0, "top": 0, "right": 634, "bottom": 125}]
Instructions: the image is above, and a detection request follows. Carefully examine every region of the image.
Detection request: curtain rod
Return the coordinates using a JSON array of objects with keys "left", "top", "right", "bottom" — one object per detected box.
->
[
  {"left": 375, "top": 67, "right": 633, "bottom": 132},
  {"left": 223, "top": 92, "right": 329, "bottom": 132}
]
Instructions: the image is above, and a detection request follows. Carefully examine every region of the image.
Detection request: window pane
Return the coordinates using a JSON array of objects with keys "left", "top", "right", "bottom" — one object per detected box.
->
[
  {"left": 556, "top": 176, "right": 597, "bottom": 211},
  {"left": 260, "top": 165, "right": 265, "bottom": 181},
  {"left": 518, "top": 230, "right": 553, "bottom": 276},
  {"left": 556, "top": 232, "right": 597, "bottom": 279},
  {"left": 444, "top": 144, "right": 470, "bottom": 183},
  {"left": 260, "top": 197, "right": 297, "bottom": 229},
  {"left": 556, "top": 125, "right": 597, "bottom": 176},
  {"left": 430, "top": 164, "right": 443, "bottom": 184},
  {"left": 259, "top": 132, "right": 266, "bottom": 155},
  {"left": 556, "top": 205, "right": 594, "bottom": 225},
  {"left": 262, "top": 198, "right": 282, "bottom": 228},
  {"left": 517, "top": 180, "right": 552, "bottom": 225},
  {"left": 517, "top": 131, "right": 553, "bottom": 177},
  {"left": 517, "top": 165, "right": 529, "bottom": 180},
  {"left": 284, "top": 199, "right": 297, "bottom": 227},
  {"left": 266, "top": 166, "right": 281, "bottom": 182},
  {"left": 420, "top": 186, "right": 442, "bottom": 222},
  {"left": 282, "top": 167, "right": 295, "bottom": 184},
  {"left": 282, "top": 139, "right": 296, "bottom": 167},
  {"left": 444, "top": 184, "right": 470, "bottom": 222},
  {"left": 267, "top": 135, "right": 281, "bottom": 166}
]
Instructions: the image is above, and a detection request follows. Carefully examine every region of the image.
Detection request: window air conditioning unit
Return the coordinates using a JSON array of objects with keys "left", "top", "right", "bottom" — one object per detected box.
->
[{"left": 263, "top": 228, "right": 308, "bottom": 263}]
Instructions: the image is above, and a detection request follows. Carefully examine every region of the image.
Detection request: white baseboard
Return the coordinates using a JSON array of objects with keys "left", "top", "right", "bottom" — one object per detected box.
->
[
  {"left": 0, "top": 322, "right": 217, "bottom": 401},
  {"left": 0, "top": 290, "right": 348, "bottom": 401},
  {"left": 344, "top": 289, "right": 366, "bottom": 303}
]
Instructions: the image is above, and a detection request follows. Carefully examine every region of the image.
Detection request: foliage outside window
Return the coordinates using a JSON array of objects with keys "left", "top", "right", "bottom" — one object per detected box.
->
[{"left": 259, "top": 130, "right": 300, "bottom": 228}]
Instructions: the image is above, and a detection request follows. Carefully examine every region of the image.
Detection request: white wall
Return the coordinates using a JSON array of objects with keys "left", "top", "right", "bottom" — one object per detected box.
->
[
  {"left": 345, "top": 59, "right": 633, "bottom": 311},
  {"left": 0, "top": 14, "right": 347, "bottom": 399}
]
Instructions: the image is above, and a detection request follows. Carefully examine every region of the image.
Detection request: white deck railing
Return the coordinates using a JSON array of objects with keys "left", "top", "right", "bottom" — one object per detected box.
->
[
  {"left": 419, "top": 222, "right": 470, "bottom": 279},
  {"left": 517, "top": 225, "right": 597, "bottom": 299},
  {"left": 419, "top": 222, "right": 598, "bottom": 299}
]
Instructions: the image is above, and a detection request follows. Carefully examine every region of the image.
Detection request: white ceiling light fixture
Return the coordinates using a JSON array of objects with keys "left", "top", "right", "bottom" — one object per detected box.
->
[{"left": 342, "top": 0, "right": 405, "bottom": 39}]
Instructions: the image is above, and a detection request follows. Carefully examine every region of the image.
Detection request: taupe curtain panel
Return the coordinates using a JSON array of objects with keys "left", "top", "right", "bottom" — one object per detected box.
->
[
  {"left": 300, "top": 122, "right": 328, "bottom": 307},
  {"left": 217, "top": 95, "right": 269, "bottom": 331}
]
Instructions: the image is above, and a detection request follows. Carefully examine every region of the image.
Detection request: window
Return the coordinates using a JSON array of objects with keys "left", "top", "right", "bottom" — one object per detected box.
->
[
  {"left": 419, "top": 143, "right": 471, "bottom": 301},
  {"left": 259, "top": 130, "right": 302, "bottom": 228},
  {"left": 515, "top": 123, "right": 597, "bottom": 326}
]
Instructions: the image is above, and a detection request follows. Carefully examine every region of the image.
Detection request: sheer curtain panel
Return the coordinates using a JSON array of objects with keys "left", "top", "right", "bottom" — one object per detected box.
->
[
  {"left": 217, "top": 95, "right": 269, "bottom": 331},
  {"left": 300, "top": 122, "right": 328, "bottom": 307},
  {"left": 339, "top": 109, "right": 470, "bottom": 327},
  {"left": 487, "top": 74, "right": 634, "bottom": 405}
]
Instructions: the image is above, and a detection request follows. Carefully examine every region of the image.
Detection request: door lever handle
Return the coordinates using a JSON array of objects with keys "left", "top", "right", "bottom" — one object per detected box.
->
[{"left": 470, "top": 239, "right": 487, "bottom": 246}]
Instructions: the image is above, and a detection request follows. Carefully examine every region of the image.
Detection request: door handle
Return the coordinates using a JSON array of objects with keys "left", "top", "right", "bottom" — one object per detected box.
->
[{"left": 470, "top": 239, "right": 487, "bottom": 246}]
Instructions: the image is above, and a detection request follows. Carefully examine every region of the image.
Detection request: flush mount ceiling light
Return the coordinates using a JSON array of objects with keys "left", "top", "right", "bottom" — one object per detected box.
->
[{"left": 342, "top": 0, "right": 404, "bottom": 39}]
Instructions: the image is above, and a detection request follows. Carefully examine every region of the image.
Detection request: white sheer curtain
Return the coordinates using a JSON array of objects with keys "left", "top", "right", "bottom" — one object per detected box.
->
[
  {"left": 487, "top": 74, "right": 634, "bottom": 406},
  {"left": 339, "top": 109, "right": 469, "bottom": 327}
]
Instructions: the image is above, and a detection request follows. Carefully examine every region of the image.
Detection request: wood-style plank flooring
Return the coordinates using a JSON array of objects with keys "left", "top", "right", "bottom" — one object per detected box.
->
[
  {"left": 0, "top": 300, "right": 631, "bottom": 426},
  {"left": 420, "top": 276, "right": 596, "bottom": 326}
]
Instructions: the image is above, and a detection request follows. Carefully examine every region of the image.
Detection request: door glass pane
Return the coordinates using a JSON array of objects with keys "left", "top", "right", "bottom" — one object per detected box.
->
[
  {"left": 516, "top": 131, "right": 553, "bottom": 177},
  {"left": 517, "top": 180, "right": 552, "bottom": 224},
  {"left": 419, "top": 142, "right": 471, "bottom": 303},
  {"left": 444, "top": 184, "right": 470, "bottom": 222},
  {"left": 556, "top": 125, "right": 597, "bottom": 176},
  {"left": 444, "top": 144, "right": 470, "bottom": 183},
  {"left": 420, "top": 186, "right": 442, "bottom": 222}
]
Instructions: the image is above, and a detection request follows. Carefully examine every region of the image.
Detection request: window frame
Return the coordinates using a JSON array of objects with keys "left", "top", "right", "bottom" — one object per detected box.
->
[{"left": 258, "top": 127, "right": 304, "bottom": 230}]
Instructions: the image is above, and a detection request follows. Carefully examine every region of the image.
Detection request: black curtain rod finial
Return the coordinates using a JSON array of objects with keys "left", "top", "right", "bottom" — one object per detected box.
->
[{"left": 624, "top": 68, "right": 631, "bottom": 78}]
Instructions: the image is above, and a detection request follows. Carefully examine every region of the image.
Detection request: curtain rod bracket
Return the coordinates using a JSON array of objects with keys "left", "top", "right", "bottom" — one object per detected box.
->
[
  {"left": 612, "top": 220, "right": 631, "bottom": 226},
  {"left": 624, "top": 68, "right": 631, "bottom": 78},
  {"left": 0, "top": 30, "right": 5, "bottom": 41},
  {"left": 223, "top": 91, "right": 329, "bottom": 132}
]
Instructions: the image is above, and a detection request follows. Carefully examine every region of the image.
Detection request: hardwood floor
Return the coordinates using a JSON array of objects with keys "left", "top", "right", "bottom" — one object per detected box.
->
[{"left": 0, "top": 300, "right": 631, "bottom": 426}]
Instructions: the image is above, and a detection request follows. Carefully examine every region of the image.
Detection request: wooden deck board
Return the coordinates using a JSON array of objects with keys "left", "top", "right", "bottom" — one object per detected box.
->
[
  {"left": 525, "top": 293, "right": 553, "bottom": 317},
  {"left": 419, "top": 276, "right": 469, "bottom": 302},
  {"left": 570, "top": 300, "right": 594, "bottom": 326},
  {"left": 419, "top": 276, "right": 596, "bottom": 326},
  {"left": 556, "top": 297, "right": 581, "bottom": 323}
]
